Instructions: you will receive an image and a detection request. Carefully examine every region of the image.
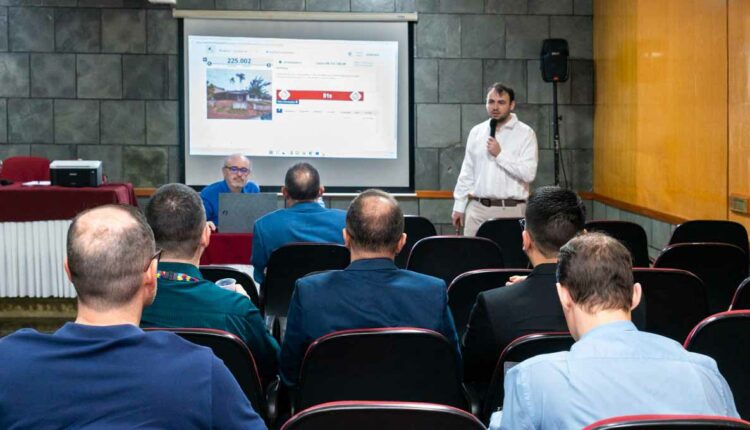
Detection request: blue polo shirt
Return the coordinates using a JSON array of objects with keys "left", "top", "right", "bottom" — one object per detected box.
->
[
  {"left": 0, "top": 323, "right": 266, "bottom": 429},
  {"left": 200, "top": 179, "right": 260, "bottom": 226}
]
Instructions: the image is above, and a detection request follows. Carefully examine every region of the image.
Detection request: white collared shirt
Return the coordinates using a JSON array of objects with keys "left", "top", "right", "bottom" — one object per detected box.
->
[{"left": 453, "top": 113, "right": 538, "bottom": 213}]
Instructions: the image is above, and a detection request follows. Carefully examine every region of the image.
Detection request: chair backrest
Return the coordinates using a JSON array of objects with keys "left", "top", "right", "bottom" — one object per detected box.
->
[
  {"left": 475, "top": 217, "right": 530, "bottom": 269},
  {"left": 296, "top": 328, "right": 468, "bottom": 413},
  {"left": 632, "top": 268, "right": 709, "bottom": 342},
  {"left": 584, "top": 414, "right": 750, "bottom": 429},
  {"left": 281, "top": 401, "right": 486, "bottom": 430},
  {"left": 585, "top": 220, "right": 651, "bottom": 267},
  {"left": 730, "top": 277, "right": 750, "bottom": 310},
  {"left": 654, "top": 243, "right": 749, "bottom": 313},
  {"left": 684, "top": 311, "right": 750, "bottom": 420},
  {"left": 670, "top": 220, "right": 750, "bottom": 257},
  {"left": 0, "top": 156, "right": 50, "bottom": 182},
  {"left": 406, "top": 236, "right": 504, "bottom": 287},
  {"left": 481, "top": 332, "right": 574, "bottom": 424},
  {"left": 144, "top": 327, "right": 268, "bottom": 422},
  {"left": 199, "top": 265, "right": 260, "bottom": 310},
  {"left": 395, "top": 215, "right": 437, "bottom": 269},
  {"left": 447, "top": 268, "right": 532, "bottom": 338},
  {"left": 262, "top": 243, "right": 350, "bottom": 317}
]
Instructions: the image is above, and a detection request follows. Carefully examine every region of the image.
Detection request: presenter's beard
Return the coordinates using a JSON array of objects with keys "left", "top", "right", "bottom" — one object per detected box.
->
[{"left": 492, "top": 112, "right": 511, "bottom": 124}]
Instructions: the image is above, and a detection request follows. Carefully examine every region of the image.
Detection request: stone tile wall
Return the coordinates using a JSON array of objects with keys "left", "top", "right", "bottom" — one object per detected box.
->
[{"left": 0, "top": 0, "right": 593, "bottom": 231}]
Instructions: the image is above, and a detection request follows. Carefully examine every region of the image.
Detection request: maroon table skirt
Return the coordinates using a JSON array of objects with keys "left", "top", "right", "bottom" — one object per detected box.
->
[
  {"left": 200, "top": 233, "right": 253, "bottom": 265},
  {"left": 0, "top": 183, "right": 137, "bottom": 222}
]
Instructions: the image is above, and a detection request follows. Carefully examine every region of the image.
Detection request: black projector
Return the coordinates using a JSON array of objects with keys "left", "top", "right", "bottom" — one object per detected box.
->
[{"left": 50, "top": 160, "right": 103, "bottom": 187}]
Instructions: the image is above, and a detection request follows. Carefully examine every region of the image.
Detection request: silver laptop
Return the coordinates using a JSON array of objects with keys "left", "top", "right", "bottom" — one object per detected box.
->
[{"left": 218, "top": 193, "right": 279, "bottom": 233}]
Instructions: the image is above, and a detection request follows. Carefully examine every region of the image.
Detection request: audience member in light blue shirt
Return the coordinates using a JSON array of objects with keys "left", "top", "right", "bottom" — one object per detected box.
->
[
  {"left": 492, "top": 233, "right": 738, "bottom": 430},
  {"left": 200, "top": 154, "right": 260, "bottom": 227}
]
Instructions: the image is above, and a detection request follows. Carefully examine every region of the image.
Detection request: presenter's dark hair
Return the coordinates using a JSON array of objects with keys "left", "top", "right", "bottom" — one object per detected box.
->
[
  {"left": 67, "top": 204, "right": 155, "bottom": 310},
  {"left": 346, "top": 189, "right": 404, "bottom": 253},
  {"left": 557, "top": 232, "right": 634, "bottom": 312},
  {"left": 524, "top": 186, "right": 585, "bottom": 258},
  {"left": 285, "top": 162, "right": 321, "bottom": 201},
  {"left": 487, "top": 82, "right": 515, "bottom": 103},
  {"left": 146, "top": 183, "right": 205, "bottom": 259}
]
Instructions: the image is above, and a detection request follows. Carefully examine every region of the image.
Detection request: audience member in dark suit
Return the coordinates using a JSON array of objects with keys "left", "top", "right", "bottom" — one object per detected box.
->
[
  {"left": 0, "top": 205, "right": 266, "bottom": 429},
  {"left": 140, "top": 183, "right": 279, "bottom": 383},
  {"left": 462, "top": 186, "right": 585, "bottom": 385},
  {"left": 252, "top": 162, "right": 346, "bottom": 284},
  {"left": 279, "top": 189, "right": 460, "bottom": 386}
]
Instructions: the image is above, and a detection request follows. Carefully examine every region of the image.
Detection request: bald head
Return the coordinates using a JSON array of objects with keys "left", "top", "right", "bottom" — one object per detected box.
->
[
  {"left": 346, "top": 189, "right": 404, "bottom": 253},
  {"left": 67, "top": 205, "right": 155, "bottom": 310},
  {"left": 284, "top": 162, "right": 321, "bottom": 201}
]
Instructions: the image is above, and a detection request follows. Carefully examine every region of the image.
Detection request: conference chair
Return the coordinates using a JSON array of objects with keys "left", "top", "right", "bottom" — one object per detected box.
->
[
  {"left": 632, "top": 268, "right": 709, "bottom": 342},
  {"left": 476, "top": 217, "right": 530, "bottom": 269},
  {"left": 200, "top": 265, "right": 260, "bottom": 310},
  {"left": 585, "top": 220, "right": 651, "bottom": 267},
  {"left": 447, "top": 268, "right": 532, "bottom": 339},
  {"left": 407, "top": 236, "right": 504, "bottom": 287},
  {"left": 669, "top": 220, "right": 749, "bottom": 257},
  {"left": 729, "top": 277, "right": 750, "bottom": 310},
  {"left": 481, "top": 332, "right": 575, "bottom": 425},
  {"left": 684, "top": 310, "right": 750, "bottom": 419},
  {"left": 654, "top": 243, "right": 748, "bottom": 313},
  {"left": 144, "top": 328, "right": 271, "bottom": 424},
  {"left": 281, "top": 401, "right": 487, "bottom": 430},
  {"left": 294, "top": 327, "right": 471, "bottom": 414},
  {"left": 685, "top": 311, "right": 750, "bottom": 419},
  {"left": 261, "top": 243, "right": 350, "bottom": 318},
  {"left": 584, "top": 415, "right": 750, "bottom": 429},
  {"left": 0, "top": 156, "right": 50, "bottom": 182},
  {"left": 395, "top": 215, "right": 437, "bottom": 269}
]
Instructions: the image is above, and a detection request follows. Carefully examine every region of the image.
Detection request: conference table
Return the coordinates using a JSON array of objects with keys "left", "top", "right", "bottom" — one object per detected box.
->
[
  {"left": 0, "top": 182, "right": 257, "bottom": 297},
  {"left": 0, "top": 183, "right": 137, "bottom": 297}
]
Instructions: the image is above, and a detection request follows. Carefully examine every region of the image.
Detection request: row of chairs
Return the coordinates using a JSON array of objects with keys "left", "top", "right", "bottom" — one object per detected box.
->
[
  {"left": 147, "top": 308, "right": 750, "bottom": 427},
  {"left": 283, "top": 404, "right": 750, "bottom": 430},
  {"left": 202, "top": 257, "right": 750, "bottom": 349}
]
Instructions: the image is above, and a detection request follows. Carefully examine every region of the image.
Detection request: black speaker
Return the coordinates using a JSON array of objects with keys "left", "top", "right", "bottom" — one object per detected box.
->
[{"left": 540, "top": 39, "right": 569, "bottom": 83}]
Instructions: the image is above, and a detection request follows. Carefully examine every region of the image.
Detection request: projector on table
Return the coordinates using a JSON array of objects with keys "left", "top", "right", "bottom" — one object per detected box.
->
[{"left": 50, "top": 160, "right": 103, "bottom": 187}]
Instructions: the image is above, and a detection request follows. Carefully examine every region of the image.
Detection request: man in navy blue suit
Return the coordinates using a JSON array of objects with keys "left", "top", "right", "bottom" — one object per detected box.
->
[
  {"left": 252, "top": 162, "right": 346, "bottom": 283},
  {"left": 279, "top": 189, "right": 460, "bottom": 386}
]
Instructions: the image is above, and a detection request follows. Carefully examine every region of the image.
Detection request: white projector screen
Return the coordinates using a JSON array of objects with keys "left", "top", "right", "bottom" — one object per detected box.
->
[{"left": 182, "top": 15, "right": 414, "bottom": 191}]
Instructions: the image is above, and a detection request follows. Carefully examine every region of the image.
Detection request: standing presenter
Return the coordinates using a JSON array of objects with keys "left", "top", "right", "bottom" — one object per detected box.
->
[{"left": 452, "top": 83, "right": 538, "bottom": 236}]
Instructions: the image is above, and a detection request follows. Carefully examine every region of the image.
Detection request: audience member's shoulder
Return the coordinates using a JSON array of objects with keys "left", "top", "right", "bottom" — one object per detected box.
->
[
  {"left": 402, "top": 269, "right": 447, "bottom": 289},
  {"left": 297, "top": 269, "right": 343, "bottom": 289},
  {"left": 208, "top": 284, "right": 260, "bottom": 314},
  {"left": 255, "top": 207, "right": 287, "bottom": 225},
  {"left": 481, "top": 278, "right": 527, "bottom": 302}
]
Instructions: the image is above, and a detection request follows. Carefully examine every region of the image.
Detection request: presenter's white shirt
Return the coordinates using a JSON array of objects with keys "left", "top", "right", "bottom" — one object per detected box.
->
[{"left": 453, "top": 114, "right": 538, "bottom": 213}]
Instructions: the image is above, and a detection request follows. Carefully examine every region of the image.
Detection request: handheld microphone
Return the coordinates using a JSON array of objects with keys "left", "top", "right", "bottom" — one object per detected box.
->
[{"left": 489, "top": 118, "right": 498, "bottom": 138}]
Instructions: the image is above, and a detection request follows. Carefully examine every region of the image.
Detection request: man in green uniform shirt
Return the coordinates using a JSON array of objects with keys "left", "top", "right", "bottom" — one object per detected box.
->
[{"left": 140, "top": 183, "right": 279, "bottom": 384}]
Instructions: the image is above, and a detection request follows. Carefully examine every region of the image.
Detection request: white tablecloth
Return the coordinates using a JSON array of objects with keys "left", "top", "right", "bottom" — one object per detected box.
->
[{"left": 0, "top": 220, "right": 76, "bottom": 297}]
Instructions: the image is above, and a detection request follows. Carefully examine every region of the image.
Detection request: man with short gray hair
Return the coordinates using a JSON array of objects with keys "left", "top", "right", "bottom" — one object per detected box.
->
[
  {"left": 0, "top": 204, "right": 266, "bottom": 429},
  {"left": 200, "top": 153, "right": 260, "bottom": 227}
]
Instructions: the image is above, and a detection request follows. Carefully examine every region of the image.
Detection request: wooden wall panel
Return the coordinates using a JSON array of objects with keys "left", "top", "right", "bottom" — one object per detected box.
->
[
  {"left": 728, "top": 0, "right": 750, "bottom": 232},
  {"left": 594, "top": 0, "right": 728, "bottom": 220}
]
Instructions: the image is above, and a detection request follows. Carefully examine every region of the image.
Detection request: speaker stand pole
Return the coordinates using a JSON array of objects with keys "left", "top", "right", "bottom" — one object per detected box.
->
[{"left": 552, "top": 80, "right": 561, "bottom": 187}]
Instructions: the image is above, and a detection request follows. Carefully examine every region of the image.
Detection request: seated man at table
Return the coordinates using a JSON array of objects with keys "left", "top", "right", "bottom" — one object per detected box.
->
[
  {"left": 0, "top": 204, "right": 266, "bottom": 429},
  {"left": 200, "top": 153, "right": 260, "bottom": 228},
  {"left": 279, "top": 189, "right": 460, "bottom": 386},
  {"left": 252, "top": 162, "right": 346, "bottom": 284},
  {"left": 492, "top": 233, "right": 738, "bottom": 430},
  {"left": 141, "top": 183, "right": 279, "bottom": 383}
]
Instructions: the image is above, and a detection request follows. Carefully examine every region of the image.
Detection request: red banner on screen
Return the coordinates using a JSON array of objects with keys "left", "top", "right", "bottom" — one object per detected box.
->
[{"left": 276, "top": 90, "right": 365, "bottom": 102}]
